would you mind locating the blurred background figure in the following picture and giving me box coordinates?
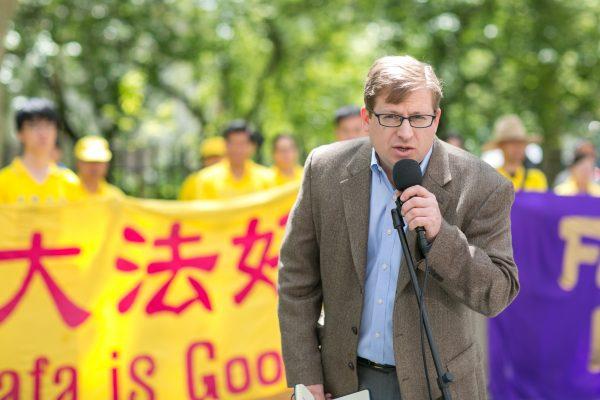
[334,105,366,141]
[199,136,226,168]
[73,135,123,199]
[0,98,79,205]
[179,136,226,200]
[554,139,599,186]
[444,131,465,149]
[554,152,600,197]
[485,114,548,192]
[270,133,302,185]
[179,120,273,200]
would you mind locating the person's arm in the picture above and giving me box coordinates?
[278,150,324,387]
[424,179,519,317]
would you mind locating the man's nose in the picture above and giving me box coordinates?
[395,120,414,139]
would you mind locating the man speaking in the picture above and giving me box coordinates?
[277,55,519,399]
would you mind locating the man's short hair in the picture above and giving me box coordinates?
[364,55,443,112]
[334,105,361,127]
[222,119,252,140]
[272,133,297,152]
[15,97,59,131]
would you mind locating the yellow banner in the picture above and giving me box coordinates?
[0,184,298,400]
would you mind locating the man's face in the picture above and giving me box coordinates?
[18,118,57,157]
[363,89,440,174]
[500,141,527,164]
[273,137,299,170]
[77,161,108,181]
[226,131,253,165]
[336,115,366,141]
[572,156,596,185]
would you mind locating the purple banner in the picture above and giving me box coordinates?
[489,193,600,399]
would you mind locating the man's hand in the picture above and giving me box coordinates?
[398,185,442,242]
[306,384,333,400]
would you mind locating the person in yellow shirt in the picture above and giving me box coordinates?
[485,114,548,192]
[179,120,273,200]
[0,98,79,205]
[179,137,227,200]
[72,136,124,200]
[270,134,303,185]
[555,153,600,197]
[199,136,226,168]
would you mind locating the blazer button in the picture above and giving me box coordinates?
[352,326,358,335]
[348,362,355,370]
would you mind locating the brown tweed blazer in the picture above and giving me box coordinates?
[278,137,519,399]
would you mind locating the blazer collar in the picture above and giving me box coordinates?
[340,139,372,288]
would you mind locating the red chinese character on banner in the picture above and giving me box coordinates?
[0,233,88,328]
[116,222,218,314]
[232,215,288,305]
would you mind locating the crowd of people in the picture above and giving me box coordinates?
[0,96,598,205]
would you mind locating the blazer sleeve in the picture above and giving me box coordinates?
[423,178,519,317]
[277,150,324,386]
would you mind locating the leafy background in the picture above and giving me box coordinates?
[1,0,599,198]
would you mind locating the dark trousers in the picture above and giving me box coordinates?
[357,361,401,399]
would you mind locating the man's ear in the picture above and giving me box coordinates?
[360,107,370,128]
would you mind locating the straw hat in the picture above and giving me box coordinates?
[74,136,112,162]
[483,114,541,151]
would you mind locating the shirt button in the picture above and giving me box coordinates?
[382,263,388,270]
[348,362,355,370]
[377,299,383,305]
[386,229,392,236]
[375,332,381,338]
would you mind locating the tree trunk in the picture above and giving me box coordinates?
[0,0,18,62]
[0,0,19,166]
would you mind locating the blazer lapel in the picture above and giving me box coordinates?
[396,138,452,295]
[341,140,372,290]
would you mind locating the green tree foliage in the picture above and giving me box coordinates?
[1,0,599,196]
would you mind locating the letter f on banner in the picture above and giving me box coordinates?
[558,217,600,291]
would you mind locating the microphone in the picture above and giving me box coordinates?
[392,159,429,256]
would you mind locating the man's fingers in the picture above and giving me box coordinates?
[401,196,430,215]
[399,185,431,202]
[403,206,430,222]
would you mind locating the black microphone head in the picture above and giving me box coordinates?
[392,159,422,191]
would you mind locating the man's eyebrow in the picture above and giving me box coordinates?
[378,109,432,115]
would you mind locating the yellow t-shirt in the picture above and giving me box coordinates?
[179,170,202,201]
[179,160,274,200]
[270,165,303,186]
[554,178,600,197]
[71,180,124,200]
[497,166,548,192]
[0,157,80,205]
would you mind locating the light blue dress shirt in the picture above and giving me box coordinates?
[357,146,433,365]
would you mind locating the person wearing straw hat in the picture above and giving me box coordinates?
[485,114,548,192]
[72,135,124,199]
[554,152,600,197]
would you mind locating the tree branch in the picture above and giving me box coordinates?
[244,18,283,122]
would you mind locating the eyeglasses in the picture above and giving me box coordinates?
[368,109,436,128]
